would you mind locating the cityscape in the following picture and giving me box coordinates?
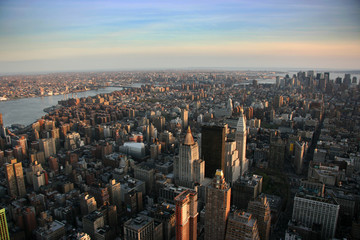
[1,1,360,240]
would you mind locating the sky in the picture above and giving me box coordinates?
[0,0,359,73]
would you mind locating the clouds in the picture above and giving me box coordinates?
[0,0,359,72]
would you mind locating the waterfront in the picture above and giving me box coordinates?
[0,87,123,127]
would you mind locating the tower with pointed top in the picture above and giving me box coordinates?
[236,109,248,176]
[205,170,231,240]
[174,127,204,187]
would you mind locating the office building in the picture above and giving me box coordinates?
[174,127,204,187]
[181,109,188,129]
[268,132,285,170]
[273,95,283,108]
[34,220,66,240]
[33,170,46,191]
[23,207,37,237]
[89,185,110,207]
[225,211,260,240]
[39,138,56,159]
[224,140,240,184]
[292,191,339,239]
[175,190,198,240]
[0,208,10,240]
[5,159,26,197]
[248,194,271,240]
[205,170,231,240]
[107,179,121,211]
[235,110,248,176]
[123,215,155,240]
[80,194,97,216]
[232,174,263,210]
[201,125,226,178]
[83,211,104,239]
[134,162,155,194]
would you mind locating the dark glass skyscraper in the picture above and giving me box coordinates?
[201,125,226,178]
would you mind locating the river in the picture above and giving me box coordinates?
[0,87,123,128]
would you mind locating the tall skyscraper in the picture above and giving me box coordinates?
[174,127,204,187]
[5,159,26,197]
[201,125,226,178]
[235,110,248,176]
[205,170,231,240]
[292,191,339,239]
[175,190,198,240]
[225,211,260,240]
[0,208,10,240]
[224,140,240,184]
[248,194,271,240]
[181,109,188,130]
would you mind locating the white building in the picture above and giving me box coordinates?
[174,127,204,188]
[292,191,339,239]
[235,110,248,176]
[224,140,240,184]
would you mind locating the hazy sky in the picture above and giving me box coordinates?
[0,0,359,73]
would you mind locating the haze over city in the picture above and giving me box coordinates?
[1,0,360,73]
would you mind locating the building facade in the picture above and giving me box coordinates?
[235,110,248,176]
[175,190,198,240]
[225,211,260,240]
[174,127,204,187]
[5,159,26,198]
[248,194,271,240]
[201,125,226,178]
[204,170,231,240]
[292,192,340,239]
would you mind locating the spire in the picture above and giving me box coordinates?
[236,110,246,133]
[184,126,195,145]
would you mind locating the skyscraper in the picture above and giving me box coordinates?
[174,127,204,187]
[201,125,226,178]
[5,159,26,197]
[225,211,260,240]
[248,194,271,240]
[235,110,248,176]
[205,170,231,240]
[175,190,198,240]
[0,208,10,240]
[224,140,240,184]
[268,132,285,170]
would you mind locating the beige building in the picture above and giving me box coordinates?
[174,127,204,188]
[5,159,26,197]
